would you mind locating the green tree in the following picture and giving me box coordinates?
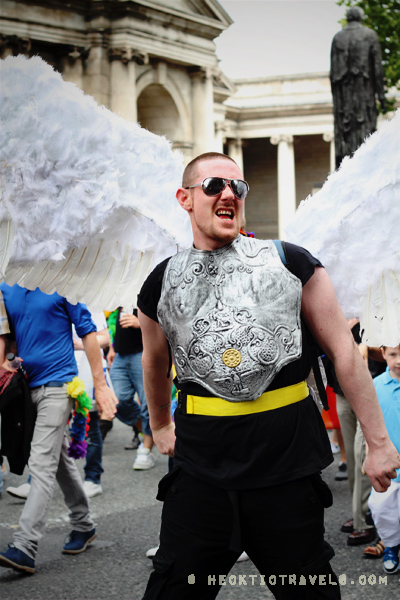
[338,0,400,109]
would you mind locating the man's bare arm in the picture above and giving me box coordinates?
[74,328,110,351]
[81,331,118,420]
[138,309,174,456]
[301,267,400,492]
[0,335,6,366]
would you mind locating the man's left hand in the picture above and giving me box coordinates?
[1,356,23,373]
[95,384,118,420]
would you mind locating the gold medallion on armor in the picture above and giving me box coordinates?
[222,348,242,368]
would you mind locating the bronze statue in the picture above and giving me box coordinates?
[330,7,386,169]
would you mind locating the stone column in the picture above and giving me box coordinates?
[109,48,135,122]
[60,47,88,89]
[227,138,244,174]
[190,67,215,156]
[109,48,148,122]
[84,26,110,107]
[323,132,336,174]
[213,122,226,154]
[0,46,13,59]
[270,135,296,240]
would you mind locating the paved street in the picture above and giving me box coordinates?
[1,420,398,599]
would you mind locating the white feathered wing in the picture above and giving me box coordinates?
[285,109,400,347]
[0,55,192,310]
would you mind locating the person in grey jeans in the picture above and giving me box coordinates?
[0,283,117,575]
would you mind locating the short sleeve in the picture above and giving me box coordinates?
[283,242,324,286]
[137,257,171,322]
[65,301,97,338]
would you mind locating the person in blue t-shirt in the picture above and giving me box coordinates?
[368,345,400,575]
[0,284,117,575]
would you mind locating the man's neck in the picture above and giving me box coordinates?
[192,235,239,252]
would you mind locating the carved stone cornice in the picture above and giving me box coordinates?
[212,69,226,88]
[131,49,149,66]
[109,47,130,64]
[108,48,149,65]
[270,134,294,145]
[87,29,110,50]
[189,66,213,82]
[215,121,229,134]
[0,34,31,56]
[172,141,194,151]
[66,46,90,64]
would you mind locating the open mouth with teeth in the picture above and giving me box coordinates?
[216,209,234,220]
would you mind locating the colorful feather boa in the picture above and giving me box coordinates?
[67,377,92,459]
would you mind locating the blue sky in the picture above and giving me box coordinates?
[216,0,347,78]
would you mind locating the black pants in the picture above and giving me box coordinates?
[143,469,341,600]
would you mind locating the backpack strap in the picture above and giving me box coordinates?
[273,239,287,265]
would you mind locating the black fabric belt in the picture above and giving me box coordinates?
[30,381,66,390]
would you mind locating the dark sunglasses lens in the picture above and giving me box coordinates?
[203,177,226,196]
[231,180,248,200]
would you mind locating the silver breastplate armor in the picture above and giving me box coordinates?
[157,236,302,402]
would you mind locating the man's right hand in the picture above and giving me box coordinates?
[362,438,400,493]
[95,383,118,420]
[107,345,116,367]
[153,422,176,457]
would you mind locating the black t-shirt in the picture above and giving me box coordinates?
[138,242,333,489]
[114,308,143,355]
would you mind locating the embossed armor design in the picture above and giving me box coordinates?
[157,236,302,402]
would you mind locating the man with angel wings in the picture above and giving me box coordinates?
[0,56,399,595]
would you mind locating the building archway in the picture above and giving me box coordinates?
[137,83,183,145]
[136,66,192,155]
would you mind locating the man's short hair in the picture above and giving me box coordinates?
[182,152,238,188]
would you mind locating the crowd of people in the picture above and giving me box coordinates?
[0,152,399,600]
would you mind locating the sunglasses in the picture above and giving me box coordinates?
[185,177,249,200]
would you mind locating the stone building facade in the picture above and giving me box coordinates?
[1,0,397,239]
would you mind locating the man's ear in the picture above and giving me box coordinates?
[176,187,193,212]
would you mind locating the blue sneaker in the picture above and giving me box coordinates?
[62,528,97,554]
[0,543,35,574]
[382,545,400,574]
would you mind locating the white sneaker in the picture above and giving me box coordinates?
[6,482,31,499]
[83,480,103,498]
[146,545,159,558]
[237,551,249,562]
[133,447,155,470]
[330,442,340,454]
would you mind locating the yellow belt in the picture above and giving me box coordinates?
[185,380,309,417]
